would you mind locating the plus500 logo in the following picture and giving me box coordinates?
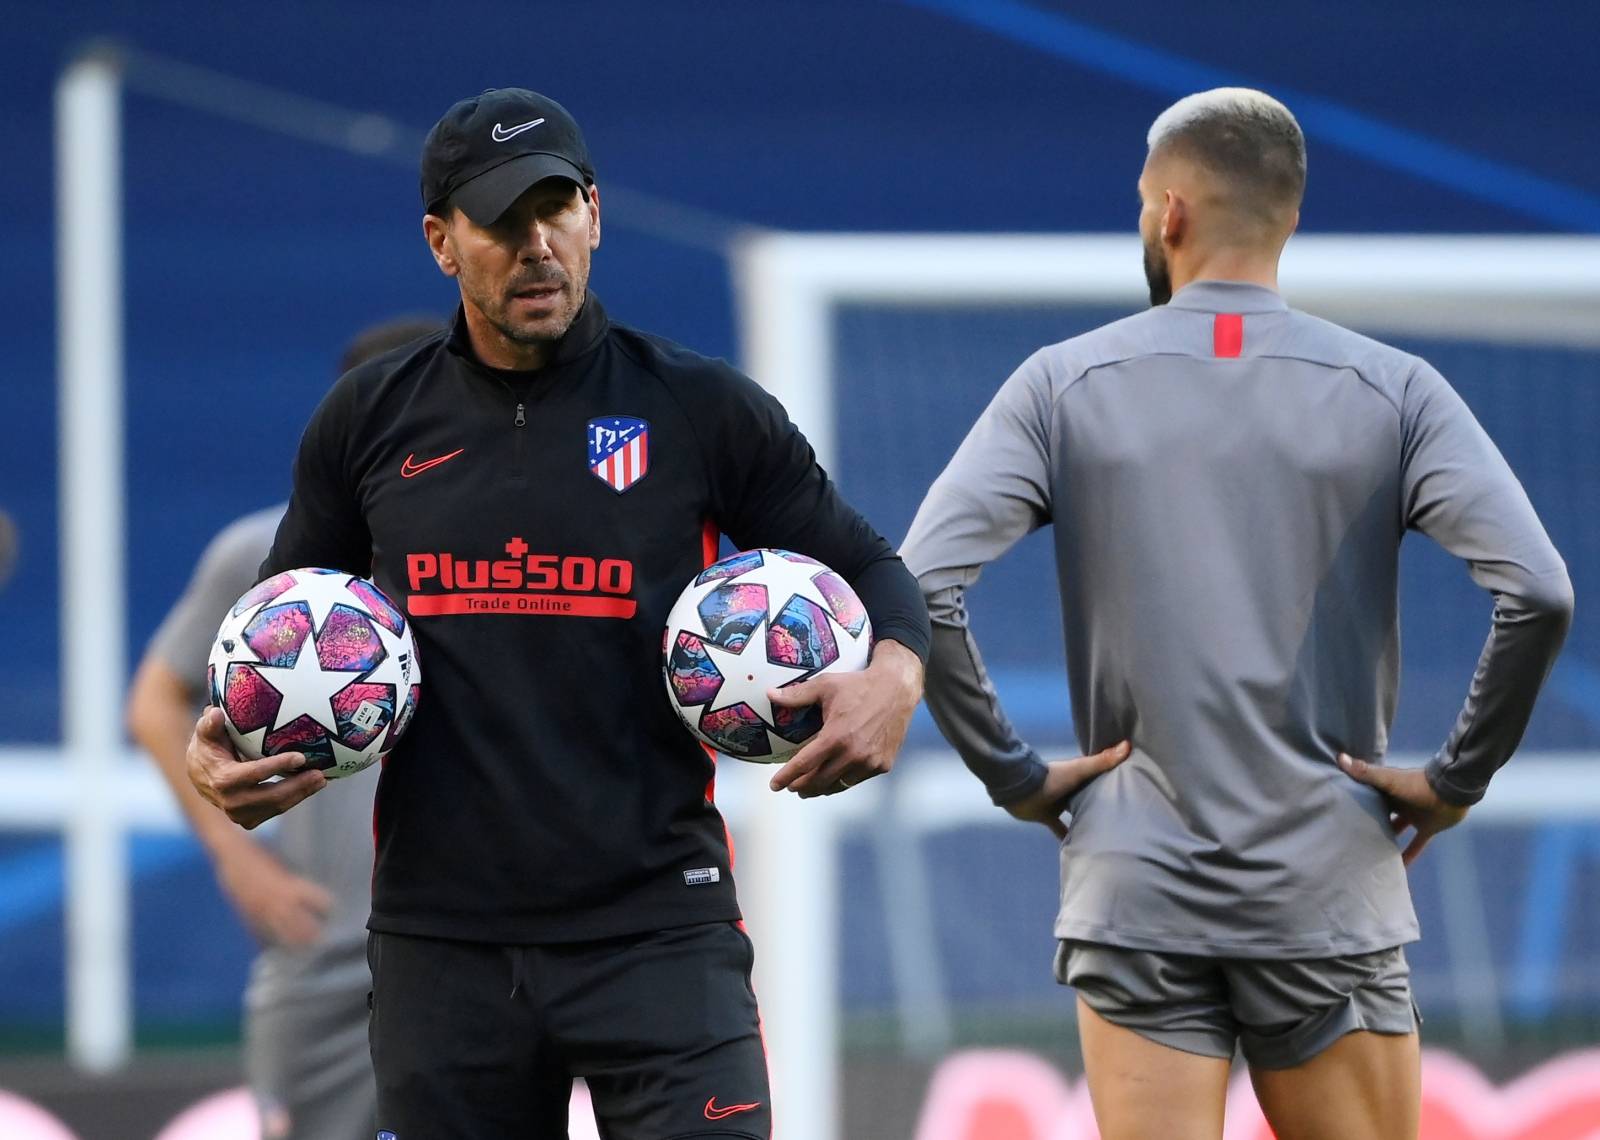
[407,539,633,595]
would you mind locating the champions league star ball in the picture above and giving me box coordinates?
[208,568,420,777]
[663,549,872,763]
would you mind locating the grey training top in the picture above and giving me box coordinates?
[900,280,1573,958]
[147,504,378,1004]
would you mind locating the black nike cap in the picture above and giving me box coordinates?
[420,88,596,225]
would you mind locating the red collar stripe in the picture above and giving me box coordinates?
[1213,313,1244,358]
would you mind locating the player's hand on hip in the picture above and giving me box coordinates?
[1007,740,1133,839]
[768,640,924,798]
[186,706,327,830]
[215,841,334,948]
[1338,752,1469,866]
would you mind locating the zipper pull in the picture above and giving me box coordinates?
[514,403,526,427]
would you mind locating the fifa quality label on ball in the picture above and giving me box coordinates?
[350,701,386,732]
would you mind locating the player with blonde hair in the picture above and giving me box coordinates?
[903,87,1572,1140]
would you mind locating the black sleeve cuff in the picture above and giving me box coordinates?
[853,556,932,664]
[988,755,1049,807]
[1425,754,1488,807]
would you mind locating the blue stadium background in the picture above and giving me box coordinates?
[2,0,1596,1047]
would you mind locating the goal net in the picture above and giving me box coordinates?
[730,233,1600,1139]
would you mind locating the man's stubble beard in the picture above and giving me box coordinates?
[493,288,582,346]
[467,268,584,347]
[1143,237,1172,307]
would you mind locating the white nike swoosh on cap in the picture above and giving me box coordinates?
[491,118,546,142]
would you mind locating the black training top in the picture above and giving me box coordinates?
[264,296,930,943]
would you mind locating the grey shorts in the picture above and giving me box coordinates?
[1057,940,1419,1070]
[245,984,376,1140]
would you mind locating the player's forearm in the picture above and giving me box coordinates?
[126,660,256,854]
[1426,566,1575,806]
[867,636,925,700]
[922,584,1048,805]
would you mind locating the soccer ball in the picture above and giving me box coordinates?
[208,568,420,778]
[662,549,872,763]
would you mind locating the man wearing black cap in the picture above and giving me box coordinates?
[185,88,931,1139]
[417,88,603,366]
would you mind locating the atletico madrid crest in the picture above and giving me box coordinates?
[587,415,650,493]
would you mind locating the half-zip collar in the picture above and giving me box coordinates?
[445,292,610,387]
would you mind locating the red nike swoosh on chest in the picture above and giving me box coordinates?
[704,1097,762,1121]
[400,449,465,478]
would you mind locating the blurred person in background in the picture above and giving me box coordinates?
[126,317,440,1140]
[902,88,1572,1140]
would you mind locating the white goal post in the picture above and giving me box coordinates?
[731,231,1600,1140]
[54,51,129,1077]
